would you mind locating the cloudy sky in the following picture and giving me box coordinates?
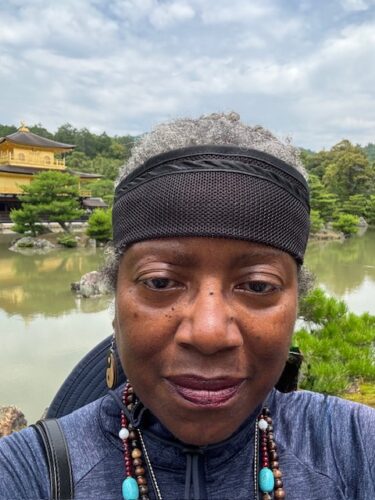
[1,0,375,150]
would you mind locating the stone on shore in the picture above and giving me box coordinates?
[0,406,27,437]
[71,270,111,298]
[9,236,55,254]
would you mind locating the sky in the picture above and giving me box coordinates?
[1,0,375,150]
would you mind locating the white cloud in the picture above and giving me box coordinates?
[149,2,195,28]
[340,0,374,11]
[1,0,375,149]
[199,0,274,24]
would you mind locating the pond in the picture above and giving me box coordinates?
[0,230,374,423]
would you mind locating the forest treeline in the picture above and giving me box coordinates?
[2,123,375,227]
[301,140,375,231]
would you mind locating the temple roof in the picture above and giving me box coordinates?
[0,125,75,150]
[0,165,101,179]
[82,197,108,208]
[67,169,102,179]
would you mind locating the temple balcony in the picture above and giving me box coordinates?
[79,189,92,197]
[0,151,65,169]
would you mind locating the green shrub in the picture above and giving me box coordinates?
[310,210,324,234]
[87,208,112,242]
[331,213,359,236]
[57,234,78,248]
[294,288,375,395]
[298,288,347,325]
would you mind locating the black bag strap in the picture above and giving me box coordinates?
[32,419,74,500]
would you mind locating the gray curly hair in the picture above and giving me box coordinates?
[117,112,306,182]
[103,112,311,294]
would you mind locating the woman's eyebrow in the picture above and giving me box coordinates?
[132,251,200,268]
[232,249,284,266]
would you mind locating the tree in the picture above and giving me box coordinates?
[54,123,78,145]
[88,179,114,207]
[300,149,332,179]
[309,174,339,222]
[331,213,359,237]
[29,123,54,139]
[310,210,324,233]
[323,143,375,200]
[10,171,84,234]
[366,196,375,226]
[86,208,112,242]
[341,194,369,219]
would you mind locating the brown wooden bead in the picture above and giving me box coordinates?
[267,441,276,450]
[262,493,272,500]
[269,451,278,461]
[271,461,279,469]
[140,496,149,500]
[135,466,145,476]
[133,458,143,466]
[268,433,274,441]
[127,403,134,411]
[137,476,147,485]
[139,485,149,494]
[268,425,274,432]
[131,448,142,459]
[275,478,283,488]
[273,469,282,479]
[129,431,137,440]
[274,488,286,499]
[127,394,134,403]
[266,417,272,424]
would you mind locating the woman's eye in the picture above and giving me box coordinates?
[142,278,177,290]
[238,281,279,294]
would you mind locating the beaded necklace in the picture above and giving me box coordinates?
[119,383,285,500]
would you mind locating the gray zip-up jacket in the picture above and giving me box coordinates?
[0,388,374,499]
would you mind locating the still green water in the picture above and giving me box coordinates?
[0,231,374,423]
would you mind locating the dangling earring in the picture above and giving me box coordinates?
[106,334,118,389]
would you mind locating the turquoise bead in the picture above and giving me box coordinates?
[122,477,139,500]
[259,467,275,493]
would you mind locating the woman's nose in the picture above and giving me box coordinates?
[174,286,243,355]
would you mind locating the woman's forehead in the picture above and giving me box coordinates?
[121,237,294,268]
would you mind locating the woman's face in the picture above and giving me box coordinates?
[114,237,298,446]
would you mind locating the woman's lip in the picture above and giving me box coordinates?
[165,376,245,407]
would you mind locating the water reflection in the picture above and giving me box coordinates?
[0,237,110,319]
[305,229,375,311]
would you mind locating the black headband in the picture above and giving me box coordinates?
[113,145,310,263]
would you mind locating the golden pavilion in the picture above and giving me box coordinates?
[0,123,104,221]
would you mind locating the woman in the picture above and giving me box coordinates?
[0,112,374,500]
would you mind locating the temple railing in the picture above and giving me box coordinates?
[0,152,65,168]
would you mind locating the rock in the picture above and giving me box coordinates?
[72,270,111,298]
[9,236,55,254]
[358,217,368,227]
[87,238,97,248]
[310,229,344,241]
[0,406,27,437]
